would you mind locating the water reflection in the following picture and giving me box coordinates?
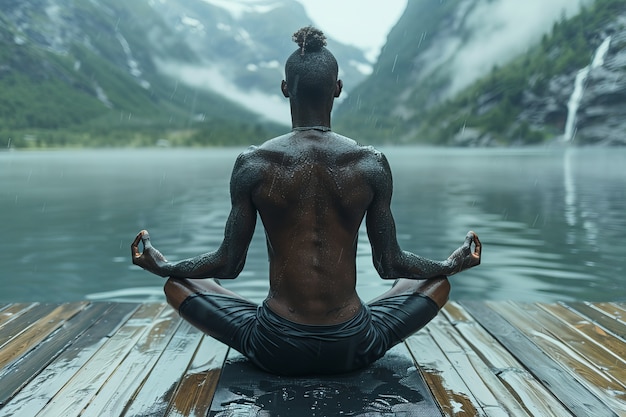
[384,146,625,302]
[564,147,577,231]
[207,348,438,416]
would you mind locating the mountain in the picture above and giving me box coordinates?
[5,0,624,148]
[147,0,371,124]
[334,0,626,146]
[0,0,370,148]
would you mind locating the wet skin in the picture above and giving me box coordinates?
[131,129,481,325]
[132,67,481,325]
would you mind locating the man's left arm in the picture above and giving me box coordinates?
[365,152,481,279]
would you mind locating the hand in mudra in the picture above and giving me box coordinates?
[447,231,481,275]
[131,230,170,277]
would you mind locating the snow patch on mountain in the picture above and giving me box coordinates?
[201,0,282,19]
[181,15,205,31]
[247,60,281,71]
[116,31,151,89]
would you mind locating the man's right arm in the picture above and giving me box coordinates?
[365,152,480,279]
[132,149,259,279]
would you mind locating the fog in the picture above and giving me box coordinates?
[442,0,594,96]
[157,59,291,124]
[158,0,596,123]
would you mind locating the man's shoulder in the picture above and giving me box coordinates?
[241,134,292,159]
[236,132,387,168]
[329,133,383,156]
[235,133,288,158]
[233,134,291,171]
[233,145,258,167]
[333,134,388,167]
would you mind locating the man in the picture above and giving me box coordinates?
[132,26,481,376]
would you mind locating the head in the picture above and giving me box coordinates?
[282,26,342,107]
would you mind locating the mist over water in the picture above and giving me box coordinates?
[1,147,624,303]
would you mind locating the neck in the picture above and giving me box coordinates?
[292,125,331,132]
[289,101,332,131]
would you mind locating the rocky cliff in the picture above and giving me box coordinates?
[334,0,626,146]
[517,14,626,146]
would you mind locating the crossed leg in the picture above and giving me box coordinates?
[367,276,450,309]
[164,278,251,311]
[163,275,449,375]
[165,276,450,313]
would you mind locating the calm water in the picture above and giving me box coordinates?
[1,147,624,303]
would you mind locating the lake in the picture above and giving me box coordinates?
[1,146,624,304]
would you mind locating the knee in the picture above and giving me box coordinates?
[164,278,192,311]
[419,276,450,310]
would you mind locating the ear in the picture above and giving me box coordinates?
[334,80,343,98]
[281,80,289,98]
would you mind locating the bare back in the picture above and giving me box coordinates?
[132,25,481,341]
[245,130,382,324]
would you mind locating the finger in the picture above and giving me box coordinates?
[131,232,143,258]
[472,249,481,264]
[140,230,153,248]
[132,231,142,247]
[472,233,482,255]
[464,232,473,247]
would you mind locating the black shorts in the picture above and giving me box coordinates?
[177,292,439,376]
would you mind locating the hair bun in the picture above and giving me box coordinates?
[292,26,327,54]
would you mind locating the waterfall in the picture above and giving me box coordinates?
[562,36,612,142]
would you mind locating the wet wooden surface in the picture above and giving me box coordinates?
[0,300,624,416]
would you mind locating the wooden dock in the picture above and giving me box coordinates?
[0,300,624,416]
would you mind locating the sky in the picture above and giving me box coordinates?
[202,0,408,60]
[193,0,592,123]
[295,0,407,61]
[183,0,408,124]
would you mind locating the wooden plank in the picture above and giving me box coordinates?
[538,303,626,382]
[0,302,113,407]
[165,336,229,417]
[1,300,621,416]
[589,302,626,328]
[0,302,87,371]
[1,303,139,417]
[566,302,626,340]
[492,301,626,414]
[429,309,531,416]
[80,307,183,417]
[607,302,626,318]
[0,304,36,328]
[460,301,619,417]
[442,302,573,416]
[122,321,205,417]
[0,304,58,348]
[405,325,484,416]
[208,343,442,416]
[34,302,166,417]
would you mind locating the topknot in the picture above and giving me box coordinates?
[292,26,327,55]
